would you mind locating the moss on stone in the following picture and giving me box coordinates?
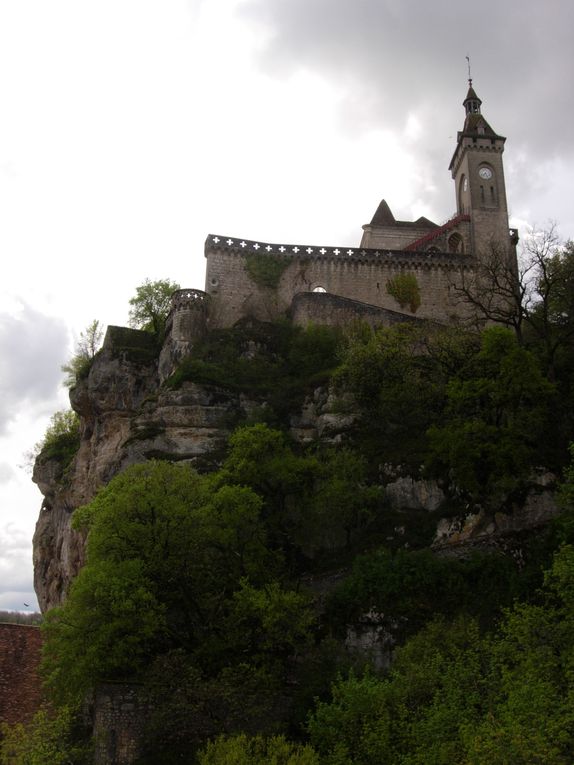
[245,254,289,289]
[386,273,421,313]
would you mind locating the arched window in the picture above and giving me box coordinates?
[448,233,464,254]
[312,285,327,293]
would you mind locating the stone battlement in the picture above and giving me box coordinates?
[205,234,471,271]
[170,288,210,311]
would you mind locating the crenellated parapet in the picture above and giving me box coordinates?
[159,289,211,382]
[204,234,470,271]
[170,288,210,312]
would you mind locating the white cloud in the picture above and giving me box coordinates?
[0,304,69,435]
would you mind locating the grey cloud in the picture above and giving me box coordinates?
[237,0,574,231]
[0,592,39,612]
[0,304,69,434]
[0,463,15,483]
[240,0,574,158]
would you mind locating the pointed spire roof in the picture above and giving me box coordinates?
[463,82,482,113]
[461,81,501,137]
[449,80,505,170]
[370,199,396,226]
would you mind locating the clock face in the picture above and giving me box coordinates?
[479,166,493,180]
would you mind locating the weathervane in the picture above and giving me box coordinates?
[466,55,472,87]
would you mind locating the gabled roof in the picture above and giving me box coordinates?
[369,200,437,229]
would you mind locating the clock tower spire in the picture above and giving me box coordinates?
[449,81,516,263]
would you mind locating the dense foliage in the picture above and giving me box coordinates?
[0,707,90,765]
[307,544,574,764]
[15,237,574,761]
[166,319,341,426]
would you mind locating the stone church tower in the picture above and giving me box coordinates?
[179,81,520,335]
[449,82,517,262]
[361,80,516,261]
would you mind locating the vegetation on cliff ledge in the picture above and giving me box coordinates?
[10,237,574,764]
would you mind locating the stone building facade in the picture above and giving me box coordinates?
[166,82,517,347]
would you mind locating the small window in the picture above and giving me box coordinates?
[312,286,327,293]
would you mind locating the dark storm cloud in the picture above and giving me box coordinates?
[240,0,574,158]
[0,305,68,434]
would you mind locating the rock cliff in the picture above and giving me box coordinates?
[32,323,563,613]
[32,326,355,611]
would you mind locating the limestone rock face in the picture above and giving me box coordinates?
[289,388,359,444]
[384,476,445,512]
[31,331,352,612]
[32,336,263,612]
[433,472,560,551]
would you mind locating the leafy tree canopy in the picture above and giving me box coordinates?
[198,733,320,765]
[427,326,555,506]
[128,278,180,339]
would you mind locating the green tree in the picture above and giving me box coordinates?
[305,448,380,551]
[42,559,166,705]
[220,424,319,566]
[427,326,555,506]
[198,733,320,765]
[225,580,315,675]
[61,319,103,388]
[42,459,312,705]
[310,545,574,765]
[335,323,449,466]
[128,278,180,339]
[0,706,90,765]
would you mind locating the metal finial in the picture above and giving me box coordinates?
[466,55,472,87]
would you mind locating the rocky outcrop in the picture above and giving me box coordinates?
[32,322,564,612]
[32,326,355,612]
[384,476,445,512]
[433,471,560,553]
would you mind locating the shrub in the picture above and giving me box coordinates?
[34,410,80,468]
[386,273,421,312]
[245,254,289,289]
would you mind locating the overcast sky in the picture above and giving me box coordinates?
[1,0,573,612]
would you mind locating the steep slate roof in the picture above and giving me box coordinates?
[462,112,499,137]
[370,199,395,226]
[464,85,481,104]
[369,199,437,229]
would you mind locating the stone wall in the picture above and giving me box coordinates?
[290,291,423,330]
[204,236,474,329]
[93,684,150,765]
[0,624,44,726]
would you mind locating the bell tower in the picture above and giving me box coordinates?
[449,81,516,262]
